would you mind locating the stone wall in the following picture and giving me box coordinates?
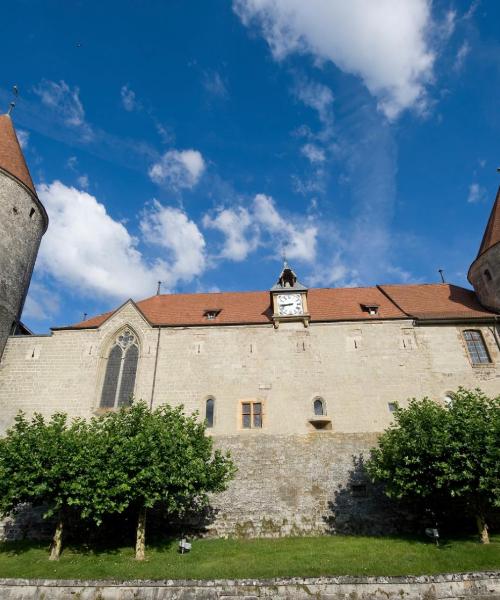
[0,302,499,537]
[0,573,498,599]
[208,433,403,537]
[1,304,499,437]
[469,243,500,313]
[0,172,46,359]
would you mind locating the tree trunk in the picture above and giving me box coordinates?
[49,516,64,561]
[135,506,147,560]
[476,514,490,544]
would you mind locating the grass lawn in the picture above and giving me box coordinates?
[0,535,498,580]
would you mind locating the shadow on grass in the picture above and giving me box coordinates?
[0,539,49,556]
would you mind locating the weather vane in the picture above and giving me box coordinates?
[7,85,18,115]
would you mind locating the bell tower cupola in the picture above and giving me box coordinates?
[270,262,310,328]
[0,113,48,359]
[468,186,500,313]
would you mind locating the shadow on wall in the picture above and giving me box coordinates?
[1,504,54,541]
[325,455,417,535]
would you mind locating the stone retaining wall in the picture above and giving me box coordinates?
[0,573,498,599]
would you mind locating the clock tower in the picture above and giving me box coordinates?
[270,262,310,328]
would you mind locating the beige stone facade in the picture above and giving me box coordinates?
[0,299,498,536]
[1,302,499,434]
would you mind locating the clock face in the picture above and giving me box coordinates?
[277,293,303,316]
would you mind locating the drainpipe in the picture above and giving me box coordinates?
[150,326,162,409]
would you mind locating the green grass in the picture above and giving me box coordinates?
[0,535,498,580]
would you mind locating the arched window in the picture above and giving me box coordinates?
[205,397,215,428]
[313,397,325,416]
[100,329,139,409]
[463,330,491,365]
[444,394,454,408]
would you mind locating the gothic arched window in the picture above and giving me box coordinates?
[100,329,139,409]
[313,397,325,416]
[205,397,215,428]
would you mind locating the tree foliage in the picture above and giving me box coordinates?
[85,402,236,559]
[0,412,91,559]
[366,388,500,543]
[0,402,236,560]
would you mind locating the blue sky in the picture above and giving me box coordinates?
[1,0,499,331]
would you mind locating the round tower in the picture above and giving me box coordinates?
[467,187,500,313]
[0,114,48,359]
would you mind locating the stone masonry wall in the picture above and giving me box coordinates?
[0,302,499,537]
[0,172,46,358]
[208,432,401,537]
[469,243,500,313]
[0,573,498,599]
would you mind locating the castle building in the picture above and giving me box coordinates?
[0,115,499,536]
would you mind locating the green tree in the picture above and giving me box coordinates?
[0,412,90,560]
[86,402,236,560]
[366,388,500,543]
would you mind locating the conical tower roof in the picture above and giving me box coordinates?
[0,114,36,196]
[475,186,500,258]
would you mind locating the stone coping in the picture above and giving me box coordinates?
[0,571,498,587]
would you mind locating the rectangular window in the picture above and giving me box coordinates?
[241,401,263,429]
[463,330,491,365]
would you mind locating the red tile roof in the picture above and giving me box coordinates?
[378,283,494,320]
[61,283,496,330]
[0,114,36,195]
[475,187,500,258]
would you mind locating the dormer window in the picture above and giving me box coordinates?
[361,303,379,316]
[204,309,221,320]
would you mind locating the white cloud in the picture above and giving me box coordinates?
[66,156,78,171]
[234,0,438,119]
[120,84,140,111]
[203,70,229,99]
[66,156,89,189]
[23,282,60,321]
[301,143,325,163]
[204,193,317,263]
[148,149,206,190]
[33,80,92,138]
[17,129,29,149]
[77,174,89,189]
[36,181,207,300]
[253,193,317,262]
[294,78,334,131]
[203,207,258,261]
[467,183,487,204]
[140,201,206,284]
[454,41,470,72]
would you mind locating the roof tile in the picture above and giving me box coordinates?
[0,114,36,195]
[475,187,500,258]
[63,282,495,330]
